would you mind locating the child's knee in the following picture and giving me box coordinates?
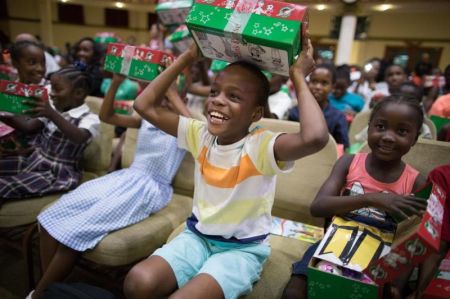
[123,264,157,299]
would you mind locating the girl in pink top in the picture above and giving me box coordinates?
[283,95,428,299]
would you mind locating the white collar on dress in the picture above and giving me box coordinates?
[62,103,90,118]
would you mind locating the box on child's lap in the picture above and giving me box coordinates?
[308,182,446,299]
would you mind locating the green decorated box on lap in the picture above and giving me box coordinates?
[104,43,173,82]
[156,0,193,25]
[186,0,308,76]
[0,80,48,115]
[307,182,446,299]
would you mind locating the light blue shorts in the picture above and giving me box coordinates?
[152,229,271,299]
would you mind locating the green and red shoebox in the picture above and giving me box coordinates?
[167,24,192,53]
[308,183,446,299]
[424,250,450,299]
[156,0,193,25]
[94,32,121,44]
[113,100,134,115]
[186,0,308,76]
[104,43,173,82]
[0,80,48,115]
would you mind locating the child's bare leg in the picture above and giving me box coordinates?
[33,244,80,299]
[39,227,59,271]
[169,273,223,299]
[282,275,307,299]
[124,256,178,299]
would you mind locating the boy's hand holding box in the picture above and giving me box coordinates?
[104,43,174,82]
[186,0,308,76]
[0,80,48,115]
[156,0,193,25]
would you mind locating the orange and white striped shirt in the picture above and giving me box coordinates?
[177,116,294,243]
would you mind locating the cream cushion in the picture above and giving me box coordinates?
[80,128,195,266]
[83,194,192,266]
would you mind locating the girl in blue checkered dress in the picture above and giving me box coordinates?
[32,73,190,299]
[0,66,99,203]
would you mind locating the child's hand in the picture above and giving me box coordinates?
[290,33,315,77]
[112,73,126,85]
[373,193,427,219]
[186,42,201,61]
[22,97,55,119]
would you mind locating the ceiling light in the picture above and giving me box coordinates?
[376,4,393,11]
[316,4,327,11]
[60,0,69,2]
[115,2,125,8]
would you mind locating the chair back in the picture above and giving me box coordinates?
[252,118,338,227]
[348,111,371,145]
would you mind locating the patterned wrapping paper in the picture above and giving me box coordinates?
[423,250,450,299]
[113,100,134,115]
[0,80,48,115]
[364,183,445,285]
[156,0,193,25]
[104,43,174,82]
[167,24,193,52]
[270,216,323,244]
[186,0,308,76]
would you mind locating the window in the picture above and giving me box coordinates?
[58,3,84,24]
[0,0,8,19]
[105,8,129,28]
[148,12,158,29]
[384,46,443,73]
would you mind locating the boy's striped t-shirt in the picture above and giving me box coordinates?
[177,116,294,243]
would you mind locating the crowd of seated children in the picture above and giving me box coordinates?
[0,23,448,299]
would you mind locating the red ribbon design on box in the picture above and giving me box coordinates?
[0,80,48,100]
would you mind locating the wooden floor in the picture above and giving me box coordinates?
[0,244,124,299]
[0,245,27,299]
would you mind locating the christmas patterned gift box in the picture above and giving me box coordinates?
[0,80,48,115]
[114,100,134,115]
[156,0,193,25]
[104,43,173,82]
[364,182,445,285]
[94,32,122,44]
[167,24,192,53]
[186,0,308,76]
[424,250,450,299]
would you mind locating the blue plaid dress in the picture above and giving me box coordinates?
[38,120,186,251]
[0,112,92,203]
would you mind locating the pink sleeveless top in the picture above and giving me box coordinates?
[342,153,419,228]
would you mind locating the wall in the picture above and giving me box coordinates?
[4,0,150,49]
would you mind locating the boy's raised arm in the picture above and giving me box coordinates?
[133,44,199,137]
[274,38,329,161]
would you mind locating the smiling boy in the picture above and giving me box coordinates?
[124,39,328,299]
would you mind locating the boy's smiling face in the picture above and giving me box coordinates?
[206,65,263,145]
